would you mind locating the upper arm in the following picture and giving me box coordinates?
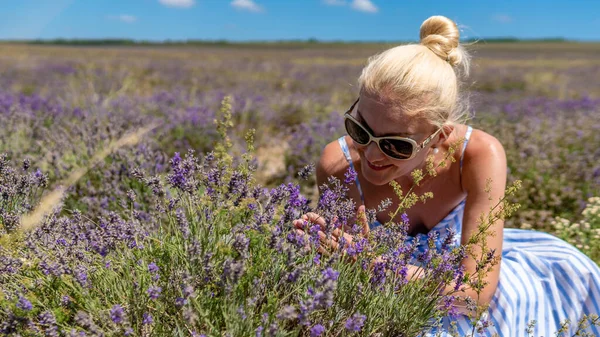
[316,138,363,211]
[459,131,507,304]
[316,140,345,191]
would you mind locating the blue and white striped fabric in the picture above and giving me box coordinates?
[426,225,600,336]
[337,127,600,336]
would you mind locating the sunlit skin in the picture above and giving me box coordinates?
[352,92,447,187]
[294,90,508,314]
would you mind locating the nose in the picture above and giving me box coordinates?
[362,141,387,164]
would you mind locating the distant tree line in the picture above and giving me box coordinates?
[0,37,573,47]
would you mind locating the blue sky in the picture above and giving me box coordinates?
[1,0,599,41]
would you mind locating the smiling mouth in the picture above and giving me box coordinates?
[366,160,393,171]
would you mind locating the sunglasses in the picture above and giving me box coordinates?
[343,98,442,160]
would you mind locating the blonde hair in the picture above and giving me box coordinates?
[358,15,472,128]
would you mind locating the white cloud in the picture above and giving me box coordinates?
[323,0,346,5]
[351,0,378,13]
[107,14,137,23]
[158,0,195,8]
[231,0,263,13]
[492,14,513,23]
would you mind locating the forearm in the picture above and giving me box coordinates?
[368,254,425,281]
[440,279,493,316]
[367,254,492,317]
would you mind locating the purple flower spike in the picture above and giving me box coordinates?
[344,166,357,185]
[175,297,187,308]
[344,312,366,332]
[142,313,153,325]
[147,285,162,300]
[17,296,33,311]
[110,304,124,324]
[310,324,325,337]
[171,152,182,166]
[322,268,339,282]
[148,262,159,274]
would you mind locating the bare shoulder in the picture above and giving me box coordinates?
[464,129,506,163]
[316,138,351,187]
[461,128,508,191]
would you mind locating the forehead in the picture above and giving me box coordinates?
[355,93,432,137]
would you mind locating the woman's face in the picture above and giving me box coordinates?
[352,92,441,186]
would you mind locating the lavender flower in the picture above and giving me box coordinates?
[298,163,315,180]
[142,313,153,325]
[344,312,366,332]
[110,304,125,324]
[277,305,298,320]
[175,297,187,308]
[310,324,325,337]
[439,296,459,318]
[183,306,198,325]
[60,296,71,306]
[16,296,32,311]
[176,208,190,238]
[183,284,194,298]
[147,285,162,300]
[237,305,247,320]
[344,166,357,185]
[321,267,339,283]
[313,253,321,266]
[148,262,159,274]
[234,233,250,259]
[38,311,59,337]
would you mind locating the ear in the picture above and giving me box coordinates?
[435,124,454,145]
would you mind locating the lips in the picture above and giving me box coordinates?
[366,160,393,171]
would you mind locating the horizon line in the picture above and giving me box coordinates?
[1,36,598,45]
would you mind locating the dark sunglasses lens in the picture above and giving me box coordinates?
[345,119,370,145]
[379,139,413,159]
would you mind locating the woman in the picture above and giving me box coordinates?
[293,15,600,336]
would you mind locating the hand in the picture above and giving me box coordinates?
[293,205,370,261]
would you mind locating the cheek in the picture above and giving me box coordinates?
[355,145,368,159]
[388,155,426,174]
[356,145,423,175]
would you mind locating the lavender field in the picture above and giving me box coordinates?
[1,42,600,336]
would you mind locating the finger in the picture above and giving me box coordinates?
[342,223,354,233]
[297,229,309,243]
[330,216,351,235]
[304,212,327,226]
[294,229,314,252]
[331,216,339,228]
[317,245,331,257]
[318,231,338,251]
[341,233,354,249]
[332,230,353,250]
[293,219,306,229]
[295,229,311,244]
[356,205,369,235]
[331,227,342,239]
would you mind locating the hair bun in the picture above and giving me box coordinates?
[419,15,461,66]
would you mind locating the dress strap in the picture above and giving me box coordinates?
[459,126,473,176]
[337,136,365,204]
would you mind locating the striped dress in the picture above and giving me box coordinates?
[337,127,600,336]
